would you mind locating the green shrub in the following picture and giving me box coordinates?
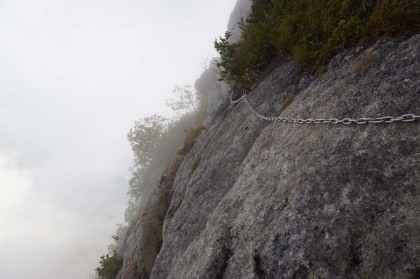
[95,251,122,279]
[214,0,420,88]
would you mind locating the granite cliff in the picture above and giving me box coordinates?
[117,33,419,279]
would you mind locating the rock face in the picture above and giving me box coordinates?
[194,0,252,127]
[227,0,252,43]
[146,35,420,278]
[194,59,231,127]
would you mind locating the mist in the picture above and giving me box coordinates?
[0,0,237,278]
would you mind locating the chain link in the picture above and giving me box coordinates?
[230,90,420,124]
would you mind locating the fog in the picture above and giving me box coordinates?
[0,0,237,278]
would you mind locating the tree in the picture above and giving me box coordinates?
[166,85,200,114]
[127,170,144,202]
[214,32,238,83]
[127,114,168,168]
[125,115,169,222]
[125,197,140,222]
[124,85,206,224]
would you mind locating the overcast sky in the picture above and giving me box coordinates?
[0,0,238,278]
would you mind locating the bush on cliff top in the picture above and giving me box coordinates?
[215,0,420,88]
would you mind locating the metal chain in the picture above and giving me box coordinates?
[230,90,420,125]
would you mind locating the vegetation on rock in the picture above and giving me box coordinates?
[95,251,122,279]
[214,0,420,88]
[94,84,206,277]
[125,86,205,223]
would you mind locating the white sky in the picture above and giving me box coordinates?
[0,0,238,278]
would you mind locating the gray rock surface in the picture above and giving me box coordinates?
[227,0,252,43]
[149,35,420,278]
[194,59,231,127]
[194,0,252,126]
